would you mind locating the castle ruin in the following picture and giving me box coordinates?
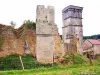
[62,5,83,53]
[36,5,63,63]
[0,5,84,63]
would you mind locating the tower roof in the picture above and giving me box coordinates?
[62,5,83,13]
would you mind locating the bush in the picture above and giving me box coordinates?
[23,20,36,30]
[62,53,74,64]
[74,54,87,64]
[0,54,57,70]
[62,53,88,65]
[0,55,22,70]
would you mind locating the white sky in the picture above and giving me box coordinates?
[0,0,100,36]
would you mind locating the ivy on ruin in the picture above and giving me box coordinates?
[0,26,5,51]
[0,35,5,51]
[13,20,36,39]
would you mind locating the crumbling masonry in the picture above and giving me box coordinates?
[0,5,83,63]
[36,5,63,63]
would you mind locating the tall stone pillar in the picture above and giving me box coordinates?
[62,5,83,53]
[36,5,54,63]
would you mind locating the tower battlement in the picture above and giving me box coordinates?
[37,5,45,10]
[47,6,54,9]
[36,5,54,23]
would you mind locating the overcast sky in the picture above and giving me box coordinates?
[0,0,100,36]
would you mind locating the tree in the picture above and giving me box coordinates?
[23,20,36,30]
[10,21,16,28]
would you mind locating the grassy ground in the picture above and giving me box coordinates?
[0,64,100,75]
[0,54,100,75]
[0,55,53,70]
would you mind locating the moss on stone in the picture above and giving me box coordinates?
[0,35,5,51]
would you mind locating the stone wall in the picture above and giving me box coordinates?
[36,5,64,63]
[21,29,36,57]
[36,36,53,63]
[0,25,24,57]
[52,24,64,62]
[0,22,63,62]
[53,35,64,62]
[0,24,36,57]
[0,5,65,63]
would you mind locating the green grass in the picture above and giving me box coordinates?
[0,64,100,75]
[0,55,53,70]
[0,54,100,75]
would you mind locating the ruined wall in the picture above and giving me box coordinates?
[0,22,63,61]
[0,24,36,57]
[52,24,64,62]
[0,5,64,62]
[21,29,36,57]
[0,25,24,57]
[53,35,64,62]
[36,5,64,63]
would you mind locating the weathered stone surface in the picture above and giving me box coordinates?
[21,29,36,57]
[36,5,55,63]
[53,35,64,62]
[63,18,82,27]
[36,5,54,23]
[36,36,53,63]
[0,24,36,57]
[62,5,83,53]
[36,5,64,63]
[36,23,53,35]
[62,5,83,19]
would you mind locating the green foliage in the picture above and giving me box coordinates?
[62,53,88,65]
[23,20,36,30]
[63,53,74,64]
[0,55,22,70]
[0,35,5,50]
[10,21,16,28]
[0,55,56,70]
[74,54,87,64]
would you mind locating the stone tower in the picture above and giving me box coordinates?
[62,5,83,53]
[36,5,55,63]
